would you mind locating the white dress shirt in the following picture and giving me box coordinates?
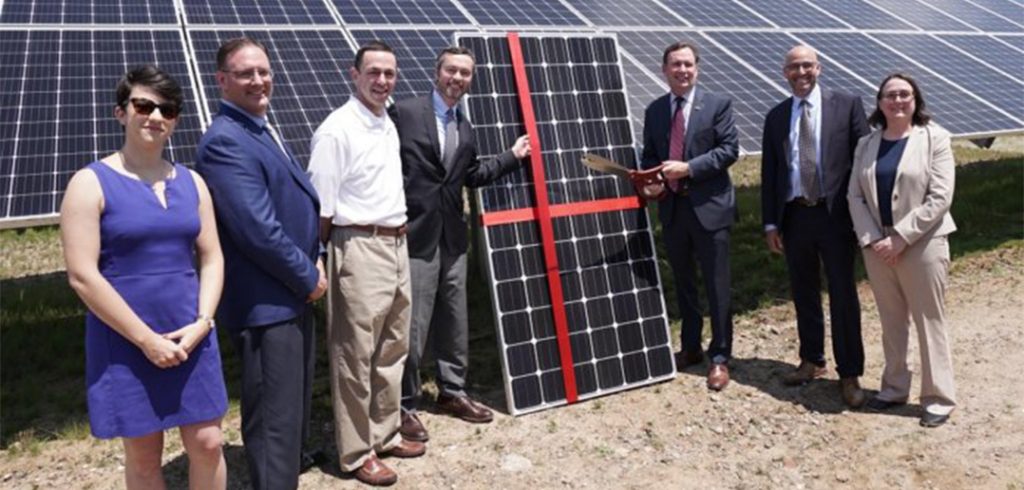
[308,96,406,227]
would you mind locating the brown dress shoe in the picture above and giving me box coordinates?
[383,439,426,459]
[674,350,704,370]
[782,361,827,386]
[353,455,397,487]
[400,411,429,442]
[436,394,493,423]
[707,363,730,391]
[840,377,866,408]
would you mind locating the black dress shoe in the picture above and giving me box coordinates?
[300,449,327,473]
[920,412,950,428]
[674,350,704,371]
[865,397,907,411]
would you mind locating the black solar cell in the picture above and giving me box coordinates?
[0,0,178,24]
[332,0,471,25]
[181,0,335,25]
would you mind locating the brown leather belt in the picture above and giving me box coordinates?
[790,197,825,207]
[340,223,407,237]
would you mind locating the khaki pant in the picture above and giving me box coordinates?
[327,227,411,471]
[863,233,956,416]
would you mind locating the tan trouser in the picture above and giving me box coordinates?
[327,227,411,472]
[863,233,956,416]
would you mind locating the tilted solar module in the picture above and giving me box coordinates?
[807,0,916,30]
[938,34,1024,80]
[562,0,681,27]
[657,0,771,27]
[863,0,979,31]
[331,0,472,25]
[869,33,1024,124]
[968,0,1024,26]
[799,31,1023,135]
[181,0,336,25]
[456,32,674,414]
[737,0,848,28]
[188,29,355,166]
[617,53,667,144]
[456,0,586,26]
[923,0,1023,32]
[995,34,1024,51]
[0,29,202,225]
[0,0,178,24]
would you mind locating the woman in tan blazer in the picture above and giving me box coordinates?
[847,73,957,428]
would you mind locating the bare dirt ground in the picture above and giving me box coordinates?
[3,244,1022,489]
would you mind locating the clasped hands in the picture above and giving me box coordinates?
[871,234,907,266]
[143,318,214,368]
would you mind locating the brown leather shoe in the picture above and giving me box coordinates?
[840,377,866,408]
[707,363,729,391]
[382,439,426,459]
[353,455,397,487]
[400,411,429,442]
[436,394,493,423]
[674,350,704,371]
[782,361,827,386]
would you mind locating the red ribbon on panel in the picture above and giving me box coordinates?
[488,33,645,404]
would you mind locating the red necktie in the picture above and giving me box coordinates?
[668,97,686,192]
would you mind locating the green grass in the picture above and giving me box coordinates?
[1,153,1021,448]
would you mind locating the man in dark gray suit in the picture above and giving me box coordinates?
[760,45,869,407]
[640,41,739,391]
[390,46,530,441]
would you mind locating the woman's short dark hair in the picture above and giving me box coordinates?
[115,64,183,113]
[868,72,932,129]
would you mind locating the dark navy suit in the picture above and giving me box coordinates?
[641,87,739,361]
[760,89,868,377]
[196,103,320,489]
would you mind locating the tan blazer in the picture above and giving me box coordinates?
[847,123,957,248]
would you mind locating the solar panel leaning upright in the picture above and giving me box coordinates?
[456,32,675,415]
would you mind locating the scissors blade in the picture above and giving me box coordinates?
[580,153,631,178]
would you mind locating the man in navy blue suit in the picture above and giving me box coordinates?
[640,41,739,391]
[196,37,326,490]
[761,45,868,407]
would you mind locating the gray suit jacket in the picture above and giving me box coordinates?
[641,86,739,231]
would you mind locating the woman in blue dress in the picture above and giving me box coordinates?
[60,65,228,489]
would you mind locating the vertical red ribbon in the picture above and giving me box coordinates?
[506,32,578,403]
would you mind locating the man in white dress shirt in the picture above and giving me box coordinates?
[307,40,423,487]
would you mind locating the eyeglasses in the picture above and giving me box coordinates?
[882,91,914,102]
[127,97,180,119]
[221,68,273,82]
[784,61,818,72]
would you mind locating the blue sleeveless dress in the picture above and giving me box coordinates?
[84,161,227,439]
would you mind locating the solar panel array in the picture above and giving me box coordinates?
[2,0,1022,226]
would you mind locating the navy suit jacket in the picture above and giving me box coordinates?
[195,104,321,328]
[760,89,869,231]
[641,87,740,231]
[390,94,519,260]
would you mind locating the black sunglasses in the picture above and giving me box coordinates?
[127,97,181,119]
